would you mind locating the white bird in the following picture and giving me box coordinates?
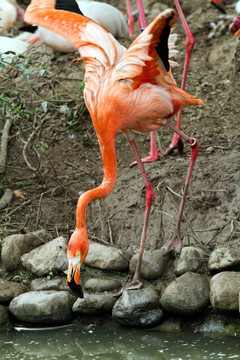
[236,0,240,14]
[77,0,129,39]
[0,0,25,35]
[0,36,29,64]
[22,0,129,52]
[0,0,17,35]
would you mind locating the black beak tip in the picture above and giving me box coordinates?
[68,280,84,298]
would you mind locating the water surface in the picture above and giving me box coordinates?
[1,322,240,360]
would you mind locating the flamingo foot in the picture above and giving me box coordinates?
[164,135,184,156]
[161,232,182,256]
[115,279,143,297]
[130,151,162,167]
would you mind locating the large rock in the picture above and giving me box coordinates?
[112,288,163,327]
[129,249,170,279]
[0,279,28,304]
[175,246,209,276]
[9,290,76,324]
[73,293,117,314]
[161,272,209,315]
[208,246,240,272]
[84,242,130,271]
[210,271,240,311]
[84,278,121,292]
[1,230,48,272]
[30,277,70,292]
[0,305,12,328]
[21,236,68,277]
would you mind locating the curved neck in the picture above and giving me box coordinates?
[76,136,117,229]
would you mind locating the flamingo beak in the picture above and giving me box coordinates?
[67,257,84,298]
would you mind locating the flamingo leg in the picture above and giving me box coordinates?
[118,131,155,294]
[164,0,195,155]
[161,120,199,255]
[125,0,135,37]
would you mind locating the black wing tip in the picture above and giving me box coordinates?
[68,280,84,298]
[55,0,83,16]
[19,24,38,32]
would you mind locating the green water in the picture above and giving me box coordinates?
[1,322,240,360]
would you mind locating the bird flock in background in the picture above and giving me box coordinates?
[0,0,239,298]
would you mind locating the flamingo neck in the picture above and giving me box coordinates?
[76,136,117,230]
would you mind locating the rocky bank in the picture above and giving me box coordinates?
[0,230,240,335]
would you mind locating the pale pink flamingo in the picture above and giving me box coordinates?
[25,0,203,297]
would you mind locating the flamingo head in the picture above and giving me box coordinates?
[67,228,89,298]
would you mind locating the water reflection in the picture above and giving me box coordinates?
[1,321,240,360]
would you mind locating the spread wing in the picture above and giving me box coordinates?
[24,0,126,69]
[113,9,178,87]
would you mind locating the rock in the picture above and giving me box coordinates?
[84,242,130,271]
[30,277,70,292]
[160,272,209,315]
[195,315,240,337]
[112,287,163,327]
[0,279,28,304]
[9,290,76,324]
[208,246,240,272]
[175,246,209,276]
[0,305,12,328]
[21,236,68,277]
[73,293,116,314]
[129,249,170,279]
[1,230,48,272]
[210,271,240,311]
[84,278,121,292]
[152,318,182,332]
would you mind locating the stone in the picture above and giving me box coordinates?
[84,278,121,292]
[210,271,240,311]
[195,315,240,337]
[153,318,182,332]
[0,278,28,304]
[0,305,12,328]
[112,287,163,327]
[129,249,170,279]
[175,246,209,276]
[1,230,48,272]
[84,241,130,271]
[160,272,209,315]
[9,290,76,324]
[30,277,70,292]
[21,236,68,277]
[208,246,240,272]
[72,293,117,314]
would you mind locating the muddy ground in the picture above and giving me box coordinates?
[0,0,239,283]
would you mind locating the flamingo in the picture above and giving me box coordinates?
[124,0,196,163]
[25,0,203,298]
[0,36,30,64]
[0,0,25,35]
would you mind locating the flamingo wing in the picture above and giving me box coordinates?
[24,0,126,69]
[114,9,178,87]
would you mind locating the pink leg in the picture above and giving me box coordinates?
[118,131,155,294]
[17,4,25,22]
[27,34,42,44]
[125,0,135,37]
[164,0,195,155]
[161,120,199,254]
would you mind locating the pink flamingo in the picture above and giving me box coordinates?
[25,0,203,296]
[125,0,195,162]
